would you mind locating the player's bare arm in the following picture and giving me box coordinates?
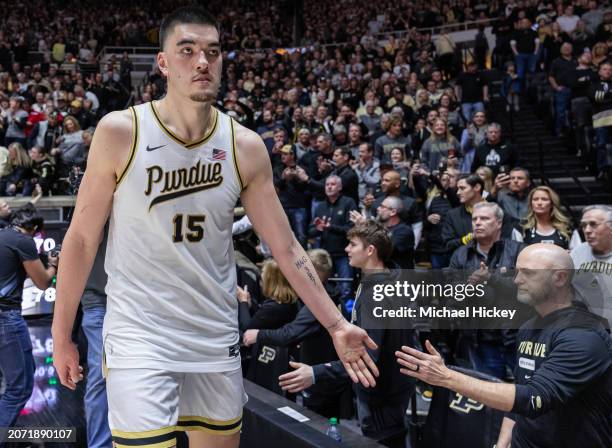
[51,109,134,389]
[235,121,379,387]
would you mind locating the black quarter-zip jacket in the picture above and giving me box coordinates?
[509,303,611,448]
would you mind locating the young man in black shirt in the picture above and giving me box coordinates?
[280,221,417,443]
[455,61,489,122]
[0,206,58,428]
[397,244,611,448]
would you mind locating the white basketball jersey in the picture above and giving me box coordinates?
[103,102,244,372]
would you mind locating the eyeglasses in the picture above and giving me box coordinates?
[579,221,608,230]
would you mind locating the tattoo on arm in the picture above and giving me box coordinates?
[295,255,317,286]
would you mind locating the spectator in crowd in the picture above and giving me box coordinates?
[377,196,415,269]
[556,4,581,34]
[454,61,488,121]
[243,249,349,419]
[389,147,411,184]
[443,173,507,255]
[570,204,612,325]
[510,18,540,94]
[50,115,86,176]
[352,142,380,204]
[237,259,299,332]
[257,109,284,154]
[398,244,611,448]
[490,167,532,227]
[28,146,55,196]
[27,109,62,152]
[420,118,460,172]
[281,221,416,444]
[548,42,577,137]
[590,61,612,181]
[0,142,32,196]
[345,123,363,160]
[308,175,357,300]
[471,123,518,174]
[293,128,312,161]
[374,113,412,164]
[369,170,423,249]
[448,202,525,378]
[501,62,521,112]
[571,52,597,160]
[518,185,580,249]
[476,166,495,197]
[4,96,28,147]
[359,100,382,139]
[273,145,310,248]
[460,111,488,174]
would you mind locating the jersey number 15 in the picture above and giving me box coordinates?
[172,214,206,243]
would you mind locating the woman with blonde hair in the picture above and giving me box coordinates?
[237,259,299,331]
[518,185,581,249]
[591,42,608,66]
[50,115,86,174]
[475,166,494,197]
[0,142,33,195]
[420,118,459,172]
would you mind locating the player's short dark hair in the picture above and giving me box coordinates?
[334,147,352,158]
[457,173,484,193]
[159,6,220,50]
[347,221,393,265]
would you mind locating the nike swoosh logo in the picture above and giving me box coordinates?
[146,144,167,152]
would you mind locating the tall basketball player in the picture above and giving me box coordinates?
[51,6,379,448]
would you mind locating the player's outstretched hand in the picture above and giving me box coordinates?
[53,340,83,390]
[329,319,379,387]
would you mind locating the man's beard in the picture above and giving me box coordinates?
[189,91,216,102]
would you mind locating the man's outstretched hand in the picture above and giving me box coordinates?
[329,319,379,387]
[395,340,451,387]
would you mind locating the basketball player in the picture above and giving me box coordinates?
[51,6,378,448]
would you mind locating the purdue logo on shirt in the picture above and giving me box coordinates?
[144,160,224,209]
[449,394,484,414]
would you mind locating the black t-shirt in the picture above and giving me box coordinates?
[456,72,485,103]
[511,29,539,54]
[549,57,578,88]
[0,227,39,311]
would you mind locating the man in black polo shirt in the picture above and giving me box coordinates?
[455,61,489,121]
[510,18,541,94]
[549,42,578,137]
[397,244,611,448]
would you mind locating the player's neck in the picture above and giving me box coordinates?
[155,94,215,142]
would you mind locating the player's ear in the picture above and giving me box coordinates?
[157,52,169,77]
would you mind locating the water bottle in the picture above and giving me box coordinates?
[326,417,342,442]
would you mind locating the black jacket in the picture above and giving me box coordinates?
[313,269,417,406]
[426,195,453,254]
[449,238,524,271]
[257,281,341,366]
[238,298,299,333]
[273,163,311,209]
[510,303,611,448]
[308,195,357,257]
[305,164,360,205]
[388,222,415,269]
[471,139,519,174]
[442,203,516,255]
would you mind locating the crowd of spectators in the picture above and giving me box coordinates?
[0,1,611,445]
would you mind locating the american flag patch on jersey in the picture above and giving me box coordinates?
[212,148,226,160]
